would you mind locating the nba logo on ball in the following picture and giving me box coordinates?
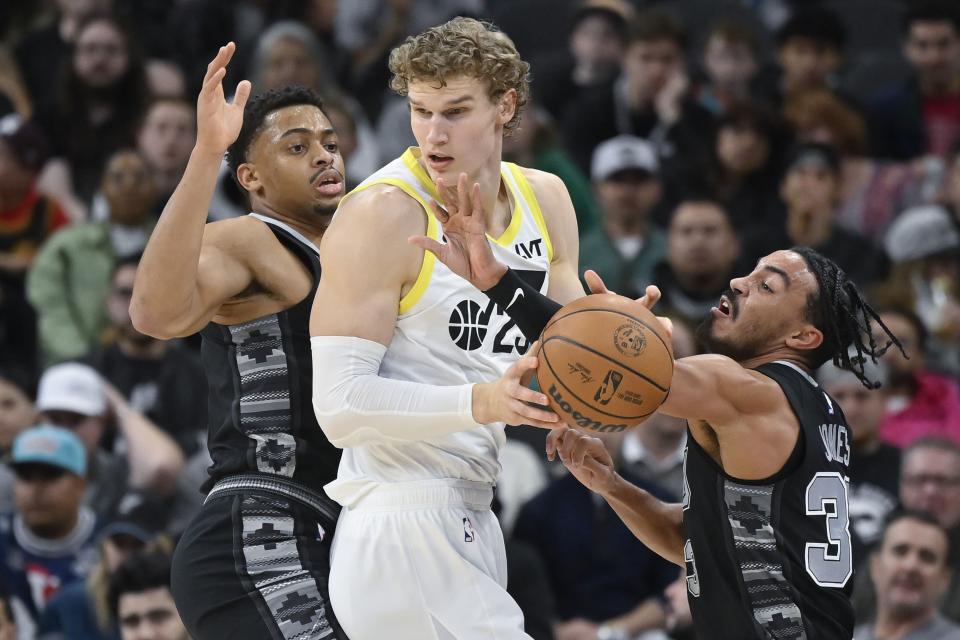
[614,323,646,357]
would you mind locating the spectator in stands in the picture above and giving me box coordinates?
[535,0,634,122]
[654,199,739,329]
[108,552,188,640]
[35,12,150,218]
[13,0,112,115]
[27,149,156,364]
[0,366,37,514]
[622,318,696,498]
[39,499,171,640]
[563,10,715,181]
[653,197,740,327]
[0,115,69,367]
[696,20,761,115]
[880,206,960,376]
[856,511,960,640]
[760,142,888,286]
[136,98,196,207]
[818,355,899,566]
[514,428,677,640]
[85,256,206,456]
[768,5,848,108]
[0,426,98,628]
[872,309,960,447]
[578,135,665,299]
[34,362,184,522]
[870,1,960,160]
[251,20,380,182]
[503,99,600,236]
[942,141,960,228]
[704,102,787,240]
[786,90,933,241]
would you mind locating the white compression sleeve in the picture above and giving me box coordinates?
[311,335,484,448]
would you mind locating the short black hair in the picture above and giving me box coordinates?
[879,509,951,564]
[776,6,846,51]
[790,246,904,387]
[225,85,325,181]
[628,10,687,50]
[903,0,960,35]
[0,363,37,400]
[108,551,173,618]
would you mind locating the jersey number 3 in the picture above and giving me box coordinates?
[804,472,853,588]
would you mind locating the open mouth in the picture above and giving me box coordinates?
[713,295,733,319]
[313,170,343,196]
[427,153,454,168]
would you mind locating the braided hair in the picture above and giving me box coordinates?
[791,246,904,389]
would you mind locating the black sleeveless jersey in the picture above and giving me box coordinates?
[681,361,855,640]
[199,219,341,493]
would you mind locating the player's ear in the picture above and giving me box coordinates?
[237,163,260,193]
[786,323,823,352]
[497,89,517,127]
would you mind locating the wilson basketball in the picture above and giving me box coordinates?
[537,295,673,432]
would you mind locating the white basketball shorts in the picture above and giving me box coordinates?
[328,479,530,640]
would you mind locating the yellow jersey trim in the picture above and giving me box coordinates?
[401,147,524,248]
[347,176,438,314]
[507,164,554,262]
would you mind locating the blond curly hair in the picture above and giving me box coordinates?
[388,17,530,133]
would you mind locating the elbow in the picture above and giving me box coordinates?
[313,396,358,448]
[129,297,180,340]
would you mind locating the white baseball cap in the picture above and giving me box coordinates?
[591,135,659,182]
[35,363,107,417]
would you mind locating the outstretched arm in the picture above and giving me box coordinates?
[131,43,253,338]
[548,427,684,566]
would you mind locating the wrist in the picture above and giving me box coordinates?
[477,262,508,292]
[191,143,227,163]
[471,383,493,425]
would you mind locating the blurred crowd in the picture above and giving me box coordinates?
[2,0,960,638]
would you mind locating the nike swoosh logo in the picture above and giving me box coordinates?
[505,288,524,310]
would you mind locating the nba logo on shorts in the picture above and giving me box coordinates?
[463,517,476,542]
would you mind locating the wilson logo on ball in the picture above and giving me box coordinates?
[548,384,627,432]
[613,323,647,357]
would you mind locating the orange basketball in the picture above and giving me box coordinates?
[537,294,673,433]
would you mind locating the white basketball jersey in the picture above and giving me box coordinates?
[325,148,553,505]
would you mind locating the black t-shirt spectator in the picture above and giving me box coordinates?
[848,443,901,567]
[84,343,207,455]
[513,469,677,623]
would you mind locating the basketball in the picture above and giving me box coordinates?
[537,294,673,433]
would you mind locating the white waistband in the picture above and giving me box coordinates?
[345,479,494,512]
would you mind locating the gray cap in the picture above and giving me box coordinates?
[884,205,960,263]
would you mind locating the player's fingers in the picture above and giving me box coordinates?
[510,400,559,426]
[457,173,471,215]
[637,285,662,309]
[657,315,674,340]
[429,199,450,224]
[407,235,445,257]
[545,427,565,460]
[233,79,252,109]
[469,181,483,219]
[579,455,610,477]
[512,384,548,406]
[202,67,227,95]
[202,44,229,84]
[435,177,455,210]
[584,269,615,295]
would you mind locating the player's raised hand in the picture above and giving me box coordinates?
[196,42,252,155]
[472,342,560,429]
[408,172,508,291]
[546,426,617,495]
[584,269,673,339]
